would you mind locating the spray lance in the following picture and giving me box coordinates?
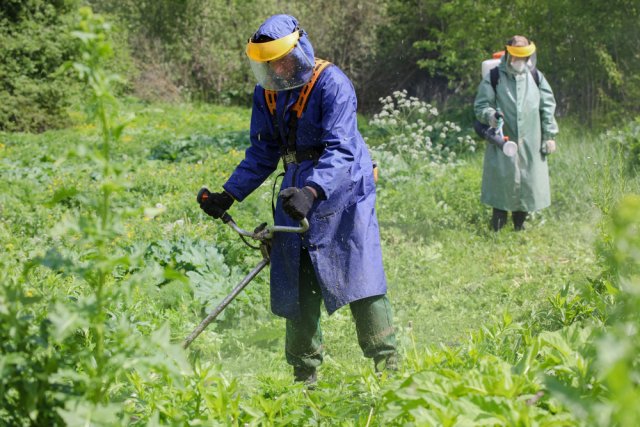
[473,109,518,157]
[182,187,309,349]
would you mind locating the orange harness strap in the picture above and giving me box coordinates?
[291,59,332,118]
[264,90,277,116]
[263,58,332,117]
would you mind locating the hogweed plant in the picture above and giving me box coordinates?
[24,8,191,424]
[31,5,124,414]
[369,90,476,179]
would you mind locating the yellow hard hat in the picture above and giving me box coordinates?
[506,42,536,58]
[246,30,300,62]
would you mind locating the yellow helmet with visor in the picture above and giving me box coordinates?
[246,28,314,91]
[505,36,537,74]
[246,30,301,62]
[505,43,536,58]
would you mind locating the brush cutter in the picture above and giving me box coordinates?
[182,187,309,349]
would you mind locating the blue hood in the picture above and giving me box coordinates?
[252,14,315,63]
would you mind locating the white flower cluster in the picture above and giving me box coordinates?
[369,90,476,170]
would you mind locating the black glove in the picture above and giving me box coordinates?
[198,188,234,219]
[488,110,504,128]
[279,187,315,221]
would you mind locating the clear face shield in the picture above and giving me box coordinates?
[246,29,314,91]
[248,44,314,91]
[506,42,537,74]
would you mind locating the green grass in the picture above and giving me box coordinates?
[1,100,639,425]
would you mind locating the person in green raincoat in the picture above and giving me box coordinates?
[474,35,559,231]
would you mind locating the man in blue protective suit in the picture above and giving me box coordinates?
[198,14,397,385]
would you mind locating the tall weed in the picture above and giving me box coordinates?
[8,8,192,424]
[368,90,476,181]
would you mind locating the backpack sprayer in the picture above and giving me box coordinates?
[474,50,518,157]
[182,187,309,349]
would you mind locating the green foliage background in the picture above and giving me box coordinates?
[2,0,638,131]
[411,0,640,123]
[88,0,639,122]
[0,0,78,131]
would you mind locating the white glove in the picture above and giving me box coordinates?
[543,140,557,154]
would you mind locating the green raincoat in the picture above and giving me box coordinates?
[474,57,559,212]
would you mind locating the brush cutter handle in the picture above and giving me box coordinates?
[267,219,309,235]
[197,187,233,223]
[198,187,309,239]
[226,216,309,240]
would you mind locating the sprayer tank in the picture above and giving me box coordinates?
[481,51,505,77]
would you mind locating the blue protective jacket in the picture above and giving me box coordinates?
[223,15,387,319]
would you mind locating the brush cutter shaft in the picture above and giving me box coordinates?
[183,198,310,348]
[183,257,270,349]
[226,217,309,240]
[226,220,256,237]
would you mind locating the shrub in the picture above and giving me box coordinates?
[606,118,640,173]
[0,0,79,132]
